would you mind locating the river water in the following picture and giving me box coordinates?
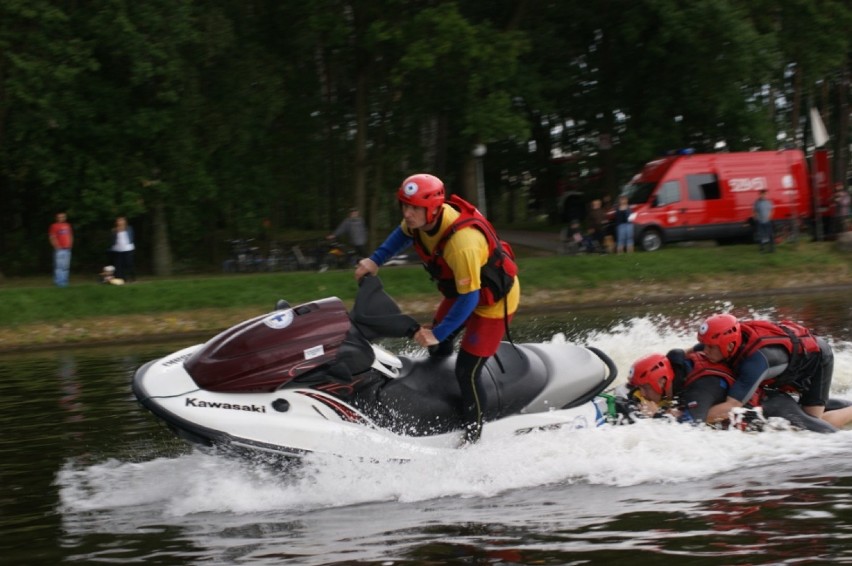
[2,291,852,565]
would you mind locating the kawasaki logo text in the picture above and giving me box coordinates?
[185,398,266,413]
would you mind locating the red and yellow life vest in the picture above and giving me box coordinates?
[410,195,518,306]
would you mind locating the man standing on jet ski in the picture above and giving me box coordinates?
[695,314,852,432]
[354,173,520,444]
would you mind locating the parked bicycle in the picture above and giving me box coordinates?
[264,241,300,272]
[222,238,264,272]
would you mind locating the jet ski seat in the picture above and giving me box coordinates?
[373,343,547,436]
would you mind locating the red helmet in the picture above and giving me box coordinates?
[628,353,674,397]
[398,174,445,224]
[697,314,741,357]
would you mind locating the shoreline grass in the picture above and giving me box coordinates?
[1,241,850,351]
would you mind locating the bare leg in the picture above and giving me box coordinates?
[821,405,852,429]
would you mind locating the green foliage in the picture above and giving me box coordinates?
[0,0,850,276]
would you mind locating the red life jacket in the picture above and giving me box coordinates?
[410,195,518,306]
[730,320,822,388]
[673,352,762,407]
[680,352,736,390]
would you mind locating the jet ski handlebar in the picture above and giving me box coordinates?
[350,275,421,340]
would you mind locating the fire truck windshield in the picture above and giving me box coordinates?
[621,181,656,205]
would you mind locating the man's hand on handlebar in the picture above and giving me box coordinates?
[414,326,439,348]
[354,258,378,280]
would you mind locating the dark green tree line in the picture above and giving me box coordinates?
[0,0,849,277]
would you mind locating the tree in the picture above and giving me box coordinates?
[1,0,850,276]
[0,1,99,271]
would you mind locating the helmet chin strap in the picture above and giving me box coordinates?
[726,342,736,358]
[425,205,443,230]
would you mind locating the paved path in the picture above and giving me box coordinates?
[500,230,562,254]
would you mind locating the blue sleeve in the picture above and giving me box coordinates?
[729,352,770,402]
[431,290,480,343]
[370,226,412,266]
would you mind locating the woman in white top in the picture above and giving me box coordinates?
[110,216,136,282]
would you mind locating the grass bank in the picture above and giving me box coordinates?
[1,241,850,351]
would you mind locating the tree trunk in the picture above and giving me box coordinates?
[600,26,617,199]
[353,57,368,215]
[351,1,372,216]
[152,201,173,276]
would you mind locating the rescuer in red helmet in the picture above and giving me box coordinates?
[626,350,735,424]
[625,346,852,432]
[694,313,852,431]
[354,173,520,445]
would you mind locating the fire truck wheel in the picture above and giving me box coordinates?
[640,229,663,252]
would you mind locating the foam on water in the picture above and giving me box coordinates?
[57,311,852,520]
[564,306,852,394]
[56,422,852,521]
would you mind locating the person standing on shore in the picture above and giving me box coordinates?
[752,189,774,252]
[109,216,136,282]
[48,211,74,287]
[614,195,634,253]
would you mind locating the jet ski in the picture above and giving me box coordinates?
[132,276,618,461]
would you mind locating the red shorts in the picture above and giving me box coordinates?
[435,297,513,357]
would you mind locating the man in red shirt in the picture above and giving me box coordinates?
[48,211,73,287]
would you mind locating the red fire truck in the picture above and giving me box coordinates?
[617,149,833,251]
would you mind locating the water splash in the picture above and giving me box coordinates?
[57,311,852,521]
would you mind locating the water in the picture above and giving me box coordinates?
[2,291,852,565]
